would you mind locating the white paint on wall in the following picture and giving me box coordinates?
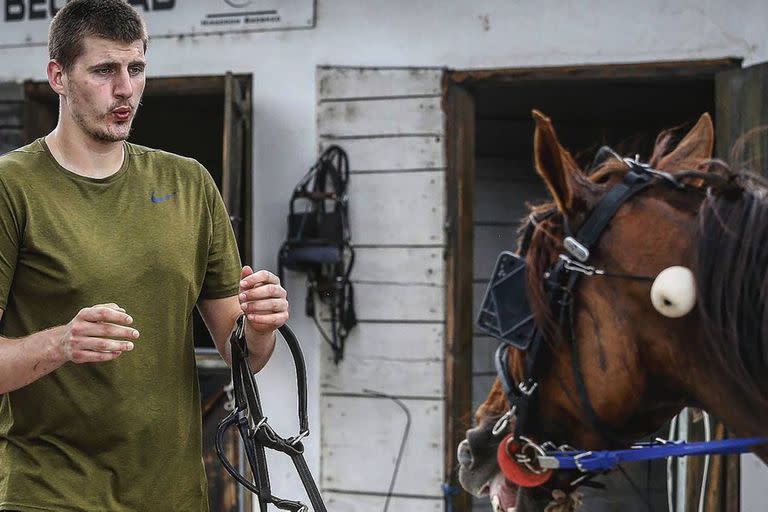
[742,454,768,511]
[1,0,766,507]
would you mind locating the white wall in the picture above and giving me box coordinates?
[1,0,766,505]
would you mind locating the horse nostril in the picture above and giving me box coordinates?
[457,439,474,467]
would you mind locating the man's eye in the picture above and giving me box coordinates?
[129,66,144,76]
[96,68,111,75]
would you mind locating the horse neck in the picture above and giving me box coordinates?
[692,188,768,448]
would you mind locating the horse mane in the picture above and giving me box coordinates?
[523,126,768,413]
[695,167,768,408]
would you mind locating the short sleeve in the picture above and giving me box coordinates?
[0,176,23,309]
[199,167,241,299]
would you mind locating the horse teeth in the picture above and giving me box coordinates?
[507,508,516,512]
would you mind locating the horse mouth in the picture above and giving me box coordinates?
[488,472,519,512]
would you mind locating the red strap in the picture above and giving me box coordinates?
[497,433,553,488]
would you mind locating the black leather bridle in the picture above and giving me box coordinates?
[480,158,687,446]
[216,315,327,512]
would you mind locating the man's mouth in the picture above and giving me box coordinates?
[111,107,132,121]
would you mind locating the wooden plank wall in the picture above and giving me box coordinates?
[317,67,446,511]
[0,83,25,156]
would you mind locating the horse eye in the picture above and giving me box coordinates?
[594,174,610,184]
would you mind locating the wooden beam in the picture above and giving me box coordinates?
[447,58,741,87]
[444,77,475,512]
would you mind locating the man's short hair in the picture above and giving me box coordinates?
[49,0,148,71]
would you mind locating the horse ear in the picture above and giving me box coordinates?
[657,113,714,171]
[532,110,596,215]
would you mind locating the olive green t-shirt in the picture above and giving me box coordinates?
[0,139,241,511]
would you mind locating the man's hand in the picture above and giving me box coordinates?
[57,303,139,364]
[238,266,289,334]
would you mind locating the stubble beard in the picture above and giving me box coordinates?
[69,93,140,143]
[73,107,136,143]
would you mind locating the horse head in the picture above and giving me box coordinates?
[459,111,768,511]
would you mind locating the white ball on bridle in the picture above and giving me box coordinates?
[650,266,696,318]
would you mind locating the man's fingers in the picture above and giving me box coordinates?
[241,298,289,314]
[77,306,133,325]
[245,311,289,326]
[239,270,280,290]
[240,265,254,280]
[70,349,124,364]
[70,321,139,340]
[93,303,126,312]
[77,338,136,353]
[239,284,287,302]
[93,323,140,340]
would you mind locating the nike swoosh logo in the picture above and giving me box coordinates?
[151,192,176,203]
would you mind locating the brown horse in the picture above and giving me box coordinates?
[458,111,768,511]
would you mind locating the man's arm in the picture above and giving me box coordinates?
[197,266,286,372]
[0,304,138,394]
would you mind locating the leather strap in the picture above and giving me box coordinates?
[570,168,651,252]
[216,316,327,512]
[496,169,660,443]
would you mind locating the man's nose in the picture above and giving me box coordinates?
[113,69,133,98]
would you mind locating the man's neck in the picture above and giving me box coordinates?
[45,124,125,180]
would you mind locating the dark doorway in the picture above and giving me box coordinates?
[444,59,746,512]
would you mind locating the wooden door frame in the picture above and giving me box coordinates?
[442,57,741,512]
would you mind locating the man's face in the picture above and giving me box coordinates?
[60,36,146,143]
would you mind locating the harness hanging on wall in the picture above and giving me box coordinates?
[278,145,356,364]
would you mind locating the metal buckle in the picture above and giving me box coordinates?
[622,157,683,189]
[234,314,247,338]
[492,408,516,436]
[541,441,558,452]
[253,416,268,432]
[573,450,594,472]
[518,380,538,396]
[223,381,235,412]
[290,429,310,447]
[516,436,548,474]
[559,254,604,277]
[563,236,590,262]
[537,456,560,469]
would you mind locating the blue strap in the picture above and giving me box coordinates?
[545,437,767,473]
[442,483,460,512]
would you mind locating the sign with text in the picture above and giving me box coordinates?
[1,0,315,48]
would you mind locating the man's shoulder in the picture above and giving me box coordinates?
[0,139,46,168]
[0,139,48,185]
[126,142,203,171]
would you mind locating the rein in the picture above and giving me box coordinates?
[477,158,768,491]
[216,315,327,512]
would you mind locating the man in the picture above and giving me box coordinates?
[0,1,288,510]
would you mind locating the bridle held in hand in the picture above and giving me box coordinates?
[216,315,327,512]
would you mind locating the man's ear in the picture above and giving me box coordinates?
[47,60,66,96]
[532,110,597,216]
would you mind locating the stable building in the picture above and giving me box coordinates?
[1,1,767,511]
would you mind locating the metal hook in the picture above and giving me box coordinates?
[492,408,516,437]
